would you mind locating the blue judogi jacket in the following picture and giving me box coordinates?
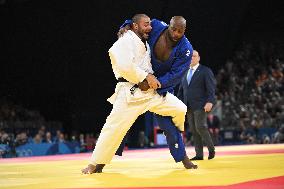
[148,19,193,95]
[120,19,193,95]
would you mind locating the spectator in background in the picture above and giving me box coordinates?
[1,132,12,146]
[207,113,220,145]
[38,125,46,138]
[53,130,62,143]
[85,133,96,152]
[79,133,87,152]
[58,133,65,143]
[273,125,284,143]
[14,132,28,146]
[43,132,53,143]
[33,134,42,144]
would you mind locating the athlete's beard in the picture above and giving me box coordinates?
[137,29,149,41]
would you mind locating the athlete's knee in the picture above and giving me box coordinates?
[176,102,187,117]
[166,93,187,116]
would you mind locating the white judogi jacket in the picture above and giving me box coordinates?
[108,30,155,103]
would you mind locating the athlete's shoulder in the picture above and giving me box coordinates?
[177,36,193,57]
[112,31,133,47]
[151,19,168,27]
[151,19,168,30]
[180,36,192,48]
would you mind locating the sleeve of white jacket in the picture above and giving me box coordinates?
[108,36,148,84]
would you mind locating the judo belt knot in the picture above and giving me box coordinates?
[130,84,138,95]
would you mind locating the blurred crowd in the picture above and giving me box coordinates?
[0,126,99,158]
[215,41,284,144]
[0,98,98,158]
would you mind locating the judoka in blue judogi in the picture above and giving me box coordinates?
[117,16,196,168]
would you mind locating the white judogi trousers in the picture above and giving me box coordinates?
[90,82,187,164]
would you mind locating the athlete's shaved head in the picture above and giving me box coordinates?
[170,16,186,28]
[132,14,150,24]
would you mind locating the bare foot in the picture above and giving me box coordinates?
[81,164,105,174]
[182,155,198,169]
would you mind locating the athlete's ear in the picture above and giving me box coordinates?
[133,23,138,30]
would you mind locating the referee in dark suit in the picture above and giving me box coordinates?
[178,50,216,160]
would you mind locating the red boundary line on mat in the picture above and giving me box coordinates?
[66,175,284,189]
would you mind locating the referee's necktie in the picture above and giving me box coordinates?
[187,68,194,85]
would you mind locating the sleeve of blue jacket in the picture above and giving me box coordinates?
[205,67,216,104]
[157,40,193,91]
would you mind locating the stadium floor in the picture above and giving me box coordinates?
[0,144,284,189]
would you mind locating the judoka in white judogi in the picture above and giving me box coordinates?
[90,30,187,165]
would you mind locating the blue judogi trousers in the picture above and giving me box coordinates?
[116,114,186,162]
